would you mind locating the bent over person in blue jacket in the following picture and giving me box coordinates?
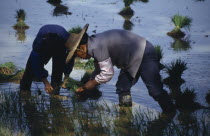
[20,24,76,94]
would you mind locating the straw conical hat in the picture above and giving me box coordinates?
[65,24,89,64]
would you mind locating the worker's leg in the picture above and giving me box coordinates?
[20,53,34,91]
[116,70,134,106]
[140,41,175,112]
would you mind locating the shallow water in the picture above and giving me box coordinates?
[0,0,210,112]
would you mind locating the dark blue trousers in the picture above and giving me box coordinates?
[116,41,164,100]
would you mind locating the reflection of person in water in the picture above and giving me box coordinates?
[49,97,74,134]
[20,94,49,135]
[69,24,175,113]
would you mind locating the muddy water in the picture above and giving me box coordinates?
[0,0,210,112]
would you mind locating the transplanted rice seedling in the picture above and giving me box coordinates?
[73,58,86,69]
[0,62,24,82]
[164,58,187,78]
[66,72,101,101]
[15,9,26,22]
[163,59,187,87]
[84,59,95,70]
[13,9,29,30]
[171,37,191,52]
[154,45,165,70]
[205,90,210,105]
[68,26,82,34]
[175,88,201,111]
[0,62,16,74]
[53,5,71,16]
[119,0,134,16]
[167,14,192,39]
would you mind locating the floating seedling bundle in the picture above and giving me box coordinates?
[154,45,165,70]
[13,9,29,30]
[0,62,24,83]
[167,14,192,39]
[66,72,101,101]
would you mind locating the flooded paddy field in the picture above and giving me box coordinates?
[0,0,210,135]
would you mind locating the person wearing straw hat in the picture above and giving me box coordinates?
[67,25,176,113]
[20,24,89,95]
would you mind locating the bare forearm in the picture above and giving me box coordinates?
[42,78,53,94]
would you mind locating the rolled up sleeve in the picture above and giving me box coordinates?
[95,57,114,84]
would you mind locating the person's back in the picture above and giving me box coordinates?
[88,29,146,78]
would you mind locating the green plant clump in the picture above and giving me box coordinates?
[164,58,187,78]
[74,58,86,69]
[84,59,95,70]
[154,45,165,70]
[0,62,16,73]
[13,9,29,30]
[163,59,187,87]
[175,88,201,111]
[167,14,192,39]
[68,26,82,34]
[15,9,26,22]
[0,62,24,82]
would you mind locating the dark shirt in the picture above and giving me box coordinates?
[30,24,73,80]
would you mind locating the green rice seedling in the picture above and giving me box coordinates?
[205,90,210,105]
[53,4,71,16]
[154,45,164,62]
[164,58,187,78]
[175,88,201,111]
[167,14,192,39]
[73,58,86,69]
[154,45,165,70]
[171,37,191,52]
[15,9,26,22]
[0,62,16,74]
[163,59,187,89]
[84,59,95,70]
[13,9,29,30]
[124,0,134,7]
[68,26,82,34]
[66,72,102,101]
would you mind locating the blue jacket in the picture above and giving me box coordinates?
[30,24,74,80]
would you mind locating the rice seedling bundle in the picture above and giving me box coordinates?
[68,26,82,34]
[84,59,94,70]
[167,14,192,39]
[164,59,187,78]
